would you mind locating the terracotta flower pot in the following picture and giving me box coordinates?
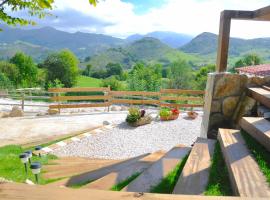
[187,111,198,119]
[160,113,179,121]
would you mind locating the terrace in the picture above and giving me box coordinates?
[1,4,270,200]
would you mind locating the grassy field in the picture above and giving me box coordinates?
[204,142,233,196]
[76,75,102,87]
[0,145,58,185]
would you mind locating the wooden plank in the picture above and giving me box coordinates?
[160,89,205,95]
[216,11,231,72]
[160,96,203,101]
[49,103,110,109]
[0,183,263,200]
[50,95,110,101]
[262,85,270,91]
[48,87,110,93]
[63,154,150,187]
[218,129,270,197]
[248,87,270,108]
[123,145,191,193]
[173,138,216,195]
[160,103,204,108]
[111,99,160,105]
[254,5,270,21]
[240,117,270,152]
[110,91,160,96]
[84,151,166,190]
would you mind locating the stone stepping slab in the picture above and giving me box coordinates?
[173,137,216,195]
[218,128,270,197]
[122,145,191,193]
[34,124,115,156]
[83,150,166,190]
[240,117,270,152]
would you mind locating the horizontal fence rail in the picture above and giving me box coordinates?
[48,87,205,112]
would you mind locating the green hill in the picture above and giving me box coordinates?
[180,32,270,65]
[86,37,199,69]
[0,25,125,60]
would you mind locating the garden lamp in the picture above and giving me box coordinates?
[19,153,28,174]
[35,146,42,157]
[30,162,42,184]
[24,150,32,164]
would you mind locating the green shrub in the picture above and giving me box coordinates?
[159,107,171,118]
[126,107,141,123]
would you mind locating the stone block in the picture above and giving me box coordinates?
[222,96,240,118]
[9,106,24,117]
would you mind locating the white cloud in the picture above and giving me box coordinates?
[50,0,270,38]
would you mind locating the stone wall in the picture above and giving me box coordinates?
[201,72,270,139]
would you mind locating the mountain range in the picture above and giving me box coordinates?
[126,31,193,48]
[0,25,270,67]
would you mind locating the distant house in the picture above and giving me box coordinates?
[236,64,270,77]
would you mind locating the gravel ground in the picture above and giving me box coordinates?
[53,111,202,160]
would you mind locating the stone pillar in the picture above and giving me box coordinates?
[200,72,248,139]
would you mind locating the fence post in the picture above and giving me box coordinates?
[107,85,111,112]
[21,91,25,111]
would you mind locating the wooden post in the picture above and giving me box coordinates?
[107,86,110,112]
[216,11,232,72]
[21,91,25,111]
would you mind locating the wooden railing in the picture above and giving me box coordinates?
[48,87,205,112]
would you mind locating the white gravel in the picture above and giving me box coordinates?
[53,111,202,160]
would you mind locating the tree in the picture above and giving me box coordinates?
[105,63,123,77]
[194,64,215,90]
[102,76,124,91]
[82,64,92,76]
[0,0,98,30]
[0,72,13,89]
[167,60,193,89]
[0,61,19,86]
[43,50,79,87]
[10,52,38,87]
[230,54,262,73]
[127,63,162,91]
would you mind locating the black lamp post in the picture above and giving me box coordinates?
[24,150,32,164]
[19,153,28,174]
[30,162,42,184]
[35,146,42,157]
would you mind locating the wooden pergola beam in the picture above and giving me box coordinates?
[216,11,231,72]
[254,5,270,20]
[216,5,270,72]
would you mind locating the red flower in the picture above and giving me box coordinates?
[171,108,180,115]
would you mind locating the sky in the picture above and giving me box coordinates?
[12,0,270,39]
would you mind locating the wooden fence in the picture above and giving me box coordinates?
[48,87,205,112]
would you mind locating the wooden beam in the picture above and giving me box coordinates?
[254,5,270,20]
[48,87,110,93]
[216,11,231,72]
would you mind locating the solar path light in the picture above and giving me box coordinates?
[35,146,42,157]
[19,153,28,174]
[24,150,32,164]
[30,162,42,184]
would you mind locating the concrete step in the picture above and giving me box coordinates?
[240,117,270,152]
[173,138,216,195]
[122,145,191,193]
[83,151,166,190]
[248,87,270,108]
[218,128,270,197]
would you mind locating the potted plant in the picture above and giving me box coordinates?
[187,107,198,119]
[126,107,152,127]
[159,107,180,121]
